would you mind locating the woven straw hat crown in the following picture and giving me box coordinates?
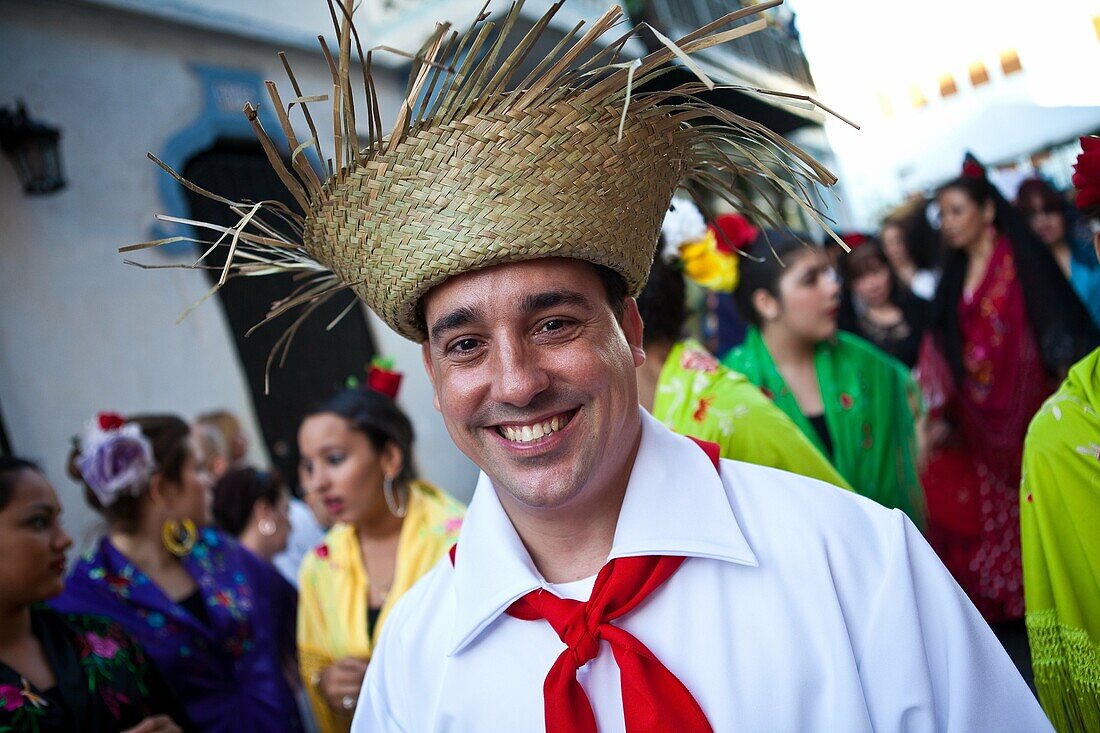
[126,0,842,346]
[305,98,686,339]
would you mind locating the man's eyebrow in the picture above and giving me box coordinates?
[520,290,593,315]
[429,305,482,342]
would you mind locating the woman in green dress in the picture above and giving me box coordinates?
[1020,136,1100,732]
[722,231,925,526]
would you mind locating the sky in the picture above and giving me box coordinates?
[788,0,1100,225]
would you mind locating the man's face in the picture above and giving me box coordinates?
[421,258,645,514]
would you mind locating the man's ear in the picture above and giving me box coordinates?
[1093,229,1100,265]
[421,341,442,412]
[620,297,646,368]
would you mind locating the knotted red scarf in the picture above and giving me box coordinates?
[450,438,719,732]
[506,554,712,732]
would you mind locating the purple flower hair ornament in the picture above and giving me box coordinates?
[76,412,155,507]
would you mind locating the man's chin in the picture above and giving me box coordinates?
[489,469,587,512]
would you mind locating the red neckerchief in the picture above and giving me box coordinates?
[449,438,719,732]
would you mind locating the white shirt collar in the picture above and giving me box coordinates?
[448,410,758,655]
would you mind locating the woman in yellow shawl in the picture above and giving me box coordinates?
[296,367,464,733]
[1020,136,1100,732]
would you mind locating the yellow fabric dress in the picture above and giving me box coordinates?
[298,480,465,733]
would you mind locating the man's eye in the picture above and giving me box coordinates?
[449,338,481,355]
[539,318,575,335]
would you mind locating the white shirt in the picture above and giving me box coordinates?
[353,411,1051,732]
[911,268,939,301]
[273,497,325,588]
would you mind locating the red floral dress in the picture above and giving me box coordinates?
[920,239,1054,621]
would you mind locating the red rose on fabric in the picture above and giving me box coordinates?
[315,544,330,559]
[1072,136,1100,214]
[710,214,759,254]
[0,685,24,711]
[693,397,713,423]
[97,412,126,431]
[839,393,854,410]
[680,348,719,374]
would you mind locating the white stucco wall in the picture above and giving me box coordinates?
[0,0,479,552]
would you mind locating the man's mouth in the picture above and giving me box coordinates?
[494,409,577,444]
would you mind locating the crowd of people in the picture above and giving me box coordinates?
[3,1,1098,730]
[3,150,1095,731]
[0,375,463,732]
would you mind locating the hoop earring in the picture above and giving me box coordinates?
[161,518,197,557]
[382,475,407,518]
[258,518,276,537]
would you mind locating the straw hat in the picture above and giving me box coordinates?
[126,0,844,346]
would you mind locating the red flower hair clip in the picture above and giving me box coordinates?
[345,357,403,400]
[1072,136,1100,215]
[711,213,759,254]
[366,357,403,400]
[961,153,986,181]
[97,412,126,431]
[840,232,869,250]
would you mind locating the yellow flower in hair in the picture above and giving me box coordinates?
[661,201,752,293]
[679,229,740,292]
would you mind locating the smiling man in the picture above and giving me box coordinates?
[139,1,1052,731]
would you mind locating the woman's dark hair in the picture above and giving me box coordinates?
[637,256,686,347]
[935,176,1005,228]
[212,467,286,538]
[1016,178,1067,218]
[931,172,1099,379]
[839,237,889,284]
[0,456,41,512]
[304,388,418,485]
[882,198,941,271]
[68,414,192,533]
[731,230,818,327]
[838,239,897,324]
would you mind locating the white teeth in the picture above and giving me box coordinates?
[499,412,573,443]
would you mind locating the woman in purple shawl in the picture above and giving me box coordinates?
[52,413,304,733]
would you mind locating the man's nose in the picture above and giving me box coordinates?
[490,339,551,408]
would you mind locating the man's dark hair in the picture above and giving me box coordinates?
[636,256,685,347]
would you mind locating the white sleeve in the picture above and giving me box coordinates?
[351,612,410,733]
[857,512,1053,732]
